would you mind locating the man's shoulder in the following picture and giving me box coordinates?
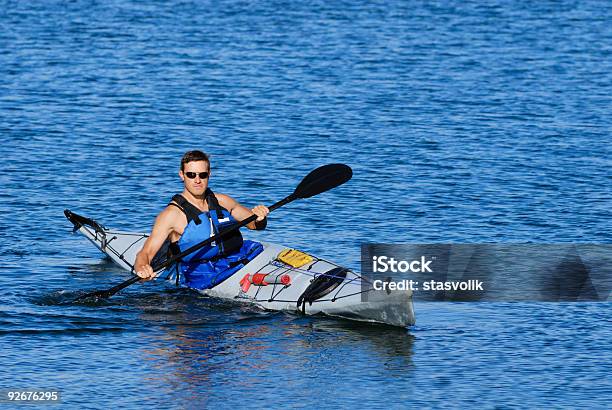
[213,192,237,208]
[157,204,185,223]
[213,192,231,202]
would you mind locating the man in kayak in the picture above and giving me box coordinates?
[134,150,269,288]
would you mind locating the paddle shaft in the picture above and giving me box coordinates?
[90,194,297,298]
[72,163,352,302]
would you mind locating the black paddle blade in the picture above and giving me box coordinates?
[293,163,352,199]
[72,290,110,302]
[71,275,141,303]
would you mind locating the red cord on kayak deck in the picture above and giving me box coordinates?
[240,273,292,292]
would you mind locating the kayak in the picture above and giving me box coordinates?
[64,209,415,327]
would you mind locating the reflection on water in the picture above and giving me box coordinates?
[135,298,415,403]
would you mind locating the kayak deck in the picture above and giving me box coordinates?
[65,209,415,327]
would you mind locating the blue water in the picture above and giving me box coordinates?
[1,0,610,408]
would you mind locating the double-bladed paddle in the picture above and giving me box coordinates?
[73,163,352,302]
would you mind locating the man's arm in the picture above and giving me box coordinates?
[216,193,269,230]
[134,207,178,279]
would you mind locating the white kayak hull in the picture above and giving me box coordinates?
[65,210,415,327]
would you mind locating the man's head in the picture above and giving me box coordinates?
[179,150,210,197]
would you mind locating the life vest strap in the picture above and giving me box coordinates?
[170,194,202,225]
[203,188,225,219]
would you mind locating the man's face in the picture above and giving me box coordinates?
[179,160,210,197]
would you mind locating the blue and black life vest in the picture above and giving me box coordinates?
[167,189,263,290]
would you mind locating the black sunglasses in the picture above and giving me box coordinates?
[185,171,209,179]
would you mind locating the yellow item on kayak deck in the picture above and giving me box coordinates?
[277,249,313,268]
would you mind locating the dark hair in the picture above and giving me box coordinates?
[180,150,210,171]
